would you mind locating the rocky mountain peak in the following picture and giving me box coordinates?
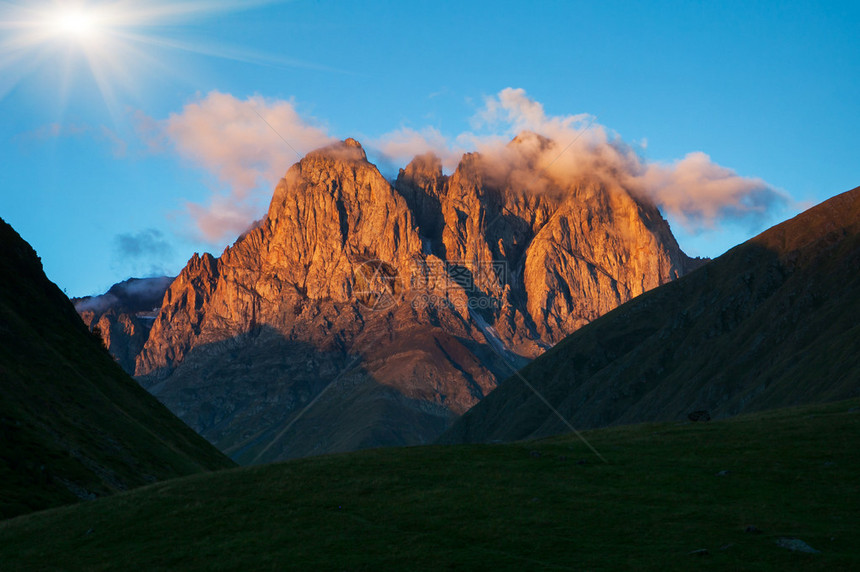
[395,152,447,244]
[257,138,421,305]
[509,130,553,151]
[302,137,368,165]
[72,276,173,373]
[400,152,444,181]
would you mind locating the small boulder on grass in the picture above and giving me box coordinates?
[775,538,820,554]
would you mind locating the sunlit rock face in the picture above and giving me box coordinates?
[431,134,695,356]
[133,137,696,464]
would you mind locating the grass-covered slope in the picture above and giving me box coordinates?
[0,398,858,570]
[442,186,860,445]
[0,218,234,519]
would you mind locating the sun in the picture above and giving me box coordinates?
[51,8,101,42]
[0,1,142,114]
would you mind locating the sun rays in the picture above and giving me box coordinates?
[0,0,295,120]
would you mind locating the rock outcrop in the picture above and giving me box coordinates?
[74,276,172,373]
[133,136,695,463]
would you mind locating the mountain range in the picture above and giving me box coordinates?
[90,135,700,464]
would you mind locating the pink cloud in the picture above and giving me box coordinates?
[636,152,780,230]
[151,91,334,243]
[162,91,333,194]
[184,197,263,244]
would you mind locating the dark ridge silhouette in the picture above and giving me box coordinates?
[0,218,233,519]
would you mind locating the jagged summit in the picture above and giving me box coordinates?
[73,276,174,373]
[396,152,447,243]
[509,130,553,150]
[301,137,368,164]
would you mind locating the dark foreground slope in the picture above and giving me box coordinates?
[0,218,233,519]
[0,398,857,570]
[442,186,860,445]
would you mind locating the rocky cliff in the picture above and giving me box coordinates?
[134,136,695,463]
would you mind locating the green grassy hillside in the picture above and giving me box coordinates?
[442,186,860,445]
[0,218,234,519]
[0,398,857,570]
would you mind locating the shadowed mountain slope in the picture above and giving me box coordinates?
[0,218,233,519]
[442,185,860,444]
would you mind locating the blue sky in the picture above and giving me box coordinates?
[1,0,858,297]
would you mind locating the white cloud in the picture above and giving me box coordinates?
[368,126,462,172]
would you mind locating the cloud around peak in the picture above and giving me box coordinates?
[371,87,790,232]
[146,87,791,246]
[637,152,780,230]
